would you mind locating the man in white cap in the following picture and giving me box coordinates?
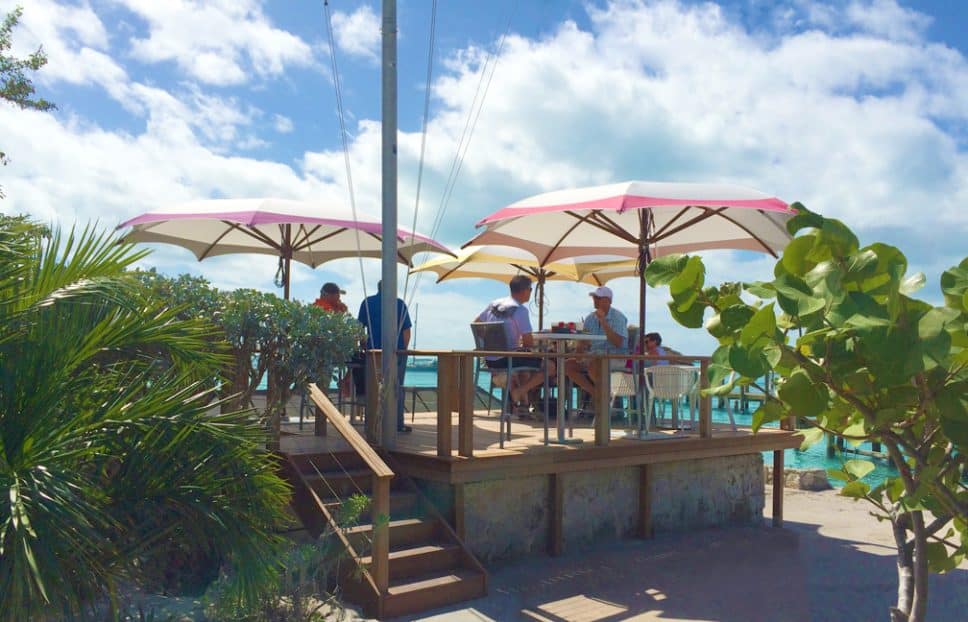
[565,285,628,397]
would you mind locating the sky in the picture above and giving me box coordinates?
[1,0,966,355]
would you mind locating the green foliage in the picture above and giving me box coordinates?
[646,204,967,619]
[204,494,369,622]
[0,215,290,620]
[138,276,364,425]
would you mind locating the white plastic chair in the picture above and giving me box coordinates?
[610,370,640,432]
[644,365,699,430]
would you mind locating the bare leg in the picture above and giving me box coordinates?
[565,359,595,395]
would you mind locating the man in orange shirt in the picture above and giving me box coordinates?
[314,282,348,313]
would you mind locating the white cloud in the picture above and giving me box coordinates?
[331,4,381,63]
[273,114,293,133]
[116,0,318,85]
[2,0,965,354]
[846,0,933,42]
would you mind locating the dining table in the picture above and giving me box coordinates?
[531,331,607,445]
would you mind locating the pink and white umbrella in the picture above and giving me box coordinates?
[118,198,452,299]
[467,181,796,342]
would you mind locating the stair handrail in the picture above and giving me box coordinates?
[307,383,393,595]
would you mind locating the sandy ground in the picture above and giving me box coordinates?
[372,487,968,622]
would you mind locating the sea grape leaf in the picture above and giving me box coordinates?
[844,459,875,480]
[799,426,824,450]
[841,480,871,499]
[751,399,785,432]
[645,254,689,287]
[777,369,827,420]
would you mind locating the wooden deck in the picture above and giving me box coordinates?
[280,409,801,484]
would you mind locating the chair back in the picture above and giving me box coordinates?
[646,365,698,399]
[470,321,511,352]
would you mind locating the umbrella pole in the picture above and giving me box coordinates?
[538,274,545,330]
[283,256,291,300]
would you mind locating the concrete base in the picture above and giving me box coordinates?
[417,453,765,563]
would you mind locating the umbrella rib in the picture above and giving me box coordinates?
[198,222,281,260]
[650,206,693,240]
[540,210,635,263]
[652,206,780,257]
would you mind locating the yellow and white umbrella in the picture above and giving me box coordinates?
[410,244,637,329]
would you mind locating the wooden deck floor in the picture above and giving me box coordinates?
[280,409,801,484]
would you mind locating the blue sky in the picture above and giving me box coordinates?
[1,0,966,354]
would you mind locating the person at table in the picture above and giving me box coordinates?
[566,286,628,396]
[475,275,552,411]
[643,332,669,365]
[626,331,669,369]
[358,281,413,433]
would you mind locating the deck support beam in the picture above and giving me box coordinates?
[638,464,653,538]
[772,449,784,527]
[548,473,564,556]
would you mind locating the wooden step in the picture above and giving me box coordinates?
[382,569,486,619]
[360,542,462,579]
[344,517,437,551]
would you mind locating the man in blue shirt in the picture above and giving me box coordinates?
[358,281,413,433]
[565,285,628,396]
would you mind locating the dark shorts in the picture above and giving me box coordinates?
[485,356,543,370]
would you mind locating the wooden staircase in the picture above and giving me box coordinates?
[285,449,487,619]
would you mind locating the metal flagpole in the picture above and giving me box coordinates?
[380,0,398,448]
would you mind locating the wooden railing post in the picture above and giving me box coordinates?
[365,351,381,444]
[371,475,390,594]
[437,353,456,457]
[457,353,475,457]
[593,356,610,446]
[699,358,712,438]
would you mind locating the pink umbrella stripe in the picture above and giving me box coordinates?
[477,195,791,226]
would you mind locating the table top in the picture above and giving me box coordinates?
[532,331,607,341]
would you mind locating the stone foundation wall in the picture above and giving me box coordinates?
[652,454,765,531]
[461,475,550,561]
[763,465,832,491]
[421,453,764,563]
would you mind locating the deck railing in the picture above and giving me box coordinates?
[306,383,393,595]
[335,349,712,457]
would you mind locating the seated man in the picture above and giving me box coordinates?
[566,286,628,397]
[475,275,554,412]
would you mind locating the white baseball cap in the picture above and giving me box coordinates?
[589,286,613,299]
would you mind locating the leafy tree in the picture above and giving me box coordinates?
[1,6,56,197]
[645,205,967,622]
[0,215,290,620]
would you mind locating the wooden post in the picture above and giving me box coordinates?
[453,483,466,539]
[638,465,653,538]
[699,358,712,438]
[314,403,327,436]
[772,449,784,528]
[457,353,475,457]
[371,475,390,595]
[365,351,381,444]
[593,356,610,446]
[437,353,456,457]
[548,473,564,556]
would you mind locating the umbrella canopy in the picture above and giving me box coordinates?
[118,198,452,299]
[409,244,638,328]
[468,181,795,346]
